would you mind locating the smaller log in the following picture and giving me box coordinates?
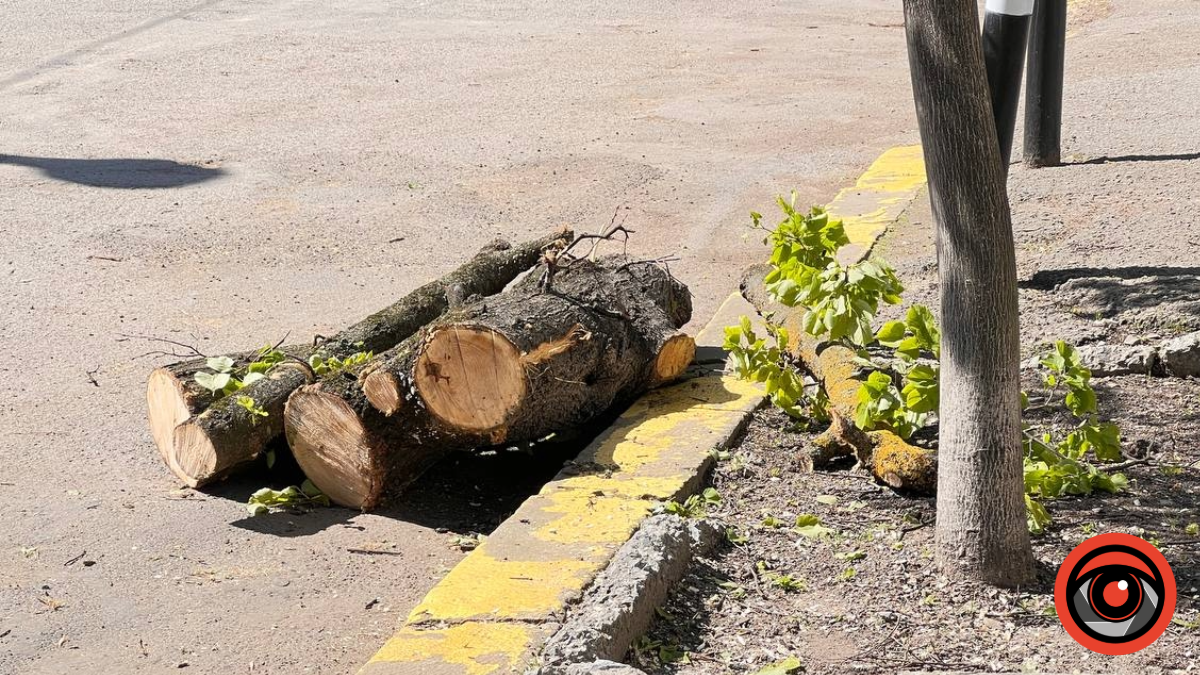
[149,230,570,487]
[741,264,936,493]
[287,256,694,509]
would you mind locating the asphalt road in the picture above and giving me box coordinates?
[0,1,919,672]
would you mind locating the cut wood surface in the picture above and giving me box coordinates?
[741,263,936,493]
[147,230,571,487]
[286,255,694,509]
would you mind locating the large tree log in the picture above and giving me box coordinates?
[148,230,571,487]
[285,256,695,509]
[741,264,937,494]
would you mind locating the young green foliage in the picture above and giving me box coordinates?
[660,487,721,519]
[193,344,291,400]
[246,479,331,516]
[756,196,903,347]
[730,196,1129,535]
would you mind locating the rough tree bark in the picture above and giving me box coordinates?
[284,256,694,509]
[147,230,571,487]
[741,264,937,494]
[903,0,1035,585]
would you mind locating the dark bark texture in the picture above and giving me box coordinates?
[903,0,1035,585]
[152,230,570,487]
[287,256,693,509]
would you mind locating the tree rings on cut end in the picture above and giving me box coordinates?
[147,367,195,477]
[651,333,696,385]
[170,421,219,488]
[414,326,526,433]
[362,370,404,416]
[285,387,380,510]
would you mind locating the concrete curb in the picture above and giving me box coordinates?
[538,516,722,674]
[355,145,927,675]
[356,294,766,675]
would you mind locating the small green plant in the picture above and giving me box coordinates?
[309,350,373,376]
[769,573,808,592]
[449,533,482,551]
[794,514,835,539]
[1022,342,1128,534]
[246,480,331,515]
[761,514,786,529]
[724,318,812,419]
[756,197,902,345]
[235,395,268,422]
[193,345,288,400]
[661,487,721,519]
[837,567,858,582]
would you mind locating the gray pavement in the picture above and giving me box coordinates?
[0,1,920,672]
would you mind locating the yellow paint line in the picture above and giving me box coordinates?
[827,144,926,262]
[407,548,597,623]
[362,623,548,675]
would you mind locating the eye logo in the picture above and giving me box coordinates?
[1055,533,1176,655]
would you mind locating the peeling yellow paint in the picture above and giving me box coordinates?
[407,547,596,623]
[581,375,763,473]
[368,623,534,674]
[533,490,655,544]
[828,144,926,258]
[551,473,690,501]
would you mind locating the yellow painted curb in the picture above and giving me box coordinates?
[356,144,927,674]
[828,144,926,264]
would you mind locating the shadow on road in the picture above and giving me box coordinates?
[221,409,625,538]
[1072,151,1200,165]
[0,154,224,188]
[1021,266,1200,290]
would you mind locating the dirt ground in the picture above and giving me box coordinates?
[634,1,1200,672]
[0,1,932,673]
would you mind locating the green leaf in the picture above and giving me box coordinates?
[794,513,835,539]
[1084,422,1122,462]
[754,657,804,675]
[895,336,922,361]
[1026,495,1051,535]
[876,320,907,346]
[236,395,268,420]
[242,371,266,386]
[815,495,838,506]
[207,356,235,373]
[905,305,940,356]
[194,371,232,395]
[1065,383,1098,417]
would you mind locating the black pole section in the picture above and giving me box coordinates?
[982,0,1033,172]
[1024,0,1067,167]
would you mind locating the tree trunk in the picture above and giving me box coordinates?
[148,230,571,487]
[285,256,694,509]
[903,0,1035,585]
[740,264,937,494]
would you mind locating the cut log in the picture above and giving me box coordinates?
[741,264,936,493]
[286,255,694,509]
[148,230,571,487]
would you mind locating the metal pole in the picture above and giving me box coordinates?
[982,0,1033,172]
[1024,0,1067,167]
